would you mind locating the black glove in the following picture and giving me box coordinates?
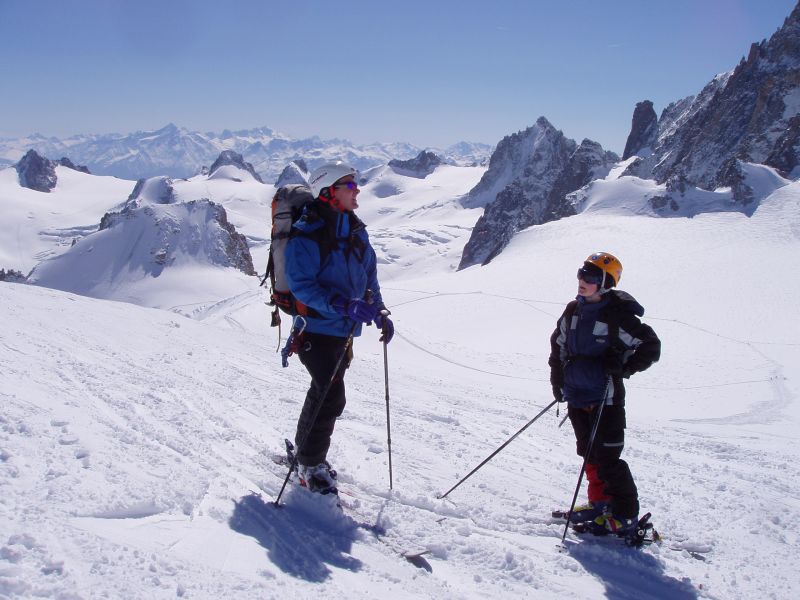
[552,385,564,403]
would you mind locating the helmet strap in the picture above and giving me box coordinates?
[319,186,343,210]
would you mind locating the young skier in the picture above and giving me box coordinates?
[549,252,660,535]
[284,161,394,494]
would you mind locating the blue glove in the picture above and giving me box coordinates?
[375,310,394,344]
[331,296,378,323]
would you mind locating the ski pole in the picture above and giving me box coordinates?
[274,323,357,506]
[560,378,610,545]
[437,399,558,500]
[382,312,393,490]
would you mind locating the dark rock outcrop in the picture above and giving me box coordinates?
[15,150,57,192]
[0,268,27,283]
[715,157,755,205]
[622,101,658,160]
[765,114,800,176]
[459,118,617,269]
[212,202,256,275]
[388,150,444,178]
[57,157,90,174]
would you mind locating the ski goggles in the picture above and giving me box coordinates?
[334,181,359,190]
[577,267,604,285]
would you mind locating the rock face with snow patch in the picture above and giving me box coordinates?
[16,150,57,192]
[388,151,444,178]
[122,176,176,210]
[458,118,617,269]
[622,101,658,160]
[274,159,310,187]
[624,4,800,191]
[31,196,256,297]
[208,150,264,183]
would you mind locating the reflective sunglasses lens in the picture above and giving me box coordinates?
[577,268,602,284]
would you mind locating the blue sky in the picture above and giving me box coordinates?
[0,0,796,152]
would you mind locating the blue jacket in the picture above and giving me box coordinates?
[284,202,382,337]
[548,290,661,408]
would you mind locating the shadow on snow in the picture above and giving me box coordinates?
[229,492,363,582]
[563,538,699,600]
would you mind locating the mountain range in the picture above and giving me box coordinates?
[3,3,800,284]
[0,124,493,183]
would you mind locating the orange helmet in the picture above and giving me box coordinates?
[584,252,622,288]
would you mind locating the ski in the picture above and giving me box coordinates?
[270,439,432,569]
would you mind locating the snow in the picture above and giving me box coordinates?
[2,164,800,599]
[0,166,133,273]
[782,85,800,120]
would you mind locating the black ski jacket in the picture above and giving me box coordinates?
[548,290,661,407]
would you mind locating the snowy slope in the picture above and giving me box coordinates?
[569,161,791,218]
[0,166,134,273]
[2,176,799,598]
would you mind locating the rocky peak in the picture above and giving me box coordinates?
[93,198,255,278]
[121,176,176,212]
[462,117,571,210]
[275,159,310,188]
[635,2,800,189]
[459,119,616,269]
[16,150,57,192]
[388,150,443,179]
[622,101,658,160]
[208,150,264,183]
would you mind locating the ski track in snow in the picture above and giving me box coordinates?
[3,173,800,598]
[0,278,800,598]
[3,280,799,599]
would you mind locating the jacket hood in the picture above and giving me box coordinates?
[607,289,645,317]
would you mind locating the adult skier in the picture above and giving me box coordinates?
[549,252,660,534]
[284,161,394,494]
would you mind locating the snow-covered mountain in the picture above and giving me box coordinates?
[0,124,493,183]
[0,159,134,275]
[26,168,257,309]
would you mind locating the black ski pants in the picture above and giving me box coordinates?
[568,403,639,519]
[294,332,352,467]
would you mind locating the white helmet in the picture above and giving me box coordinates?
[308,161,358,198]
